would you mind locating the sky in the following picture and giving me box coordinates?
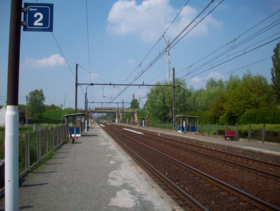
[0,0,280,110]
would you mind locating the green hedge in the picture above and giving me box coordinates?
[32,119,65,124]
[237,107,280,124]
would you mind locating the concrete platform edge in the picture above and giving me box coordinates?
[102,126,184,211]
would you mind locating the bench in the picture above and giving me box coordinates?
[68,132,78,144]
[222,130,236,141]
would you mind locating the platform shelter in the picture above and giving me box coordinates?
[64,113,85,137]
[176,115,199,132]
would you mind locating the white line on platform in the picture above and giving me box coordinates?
[123,128,143,135]
[100,124,105,127]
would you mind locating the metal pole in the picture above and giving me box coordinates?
[5,0,22,209]
[75,64,78,113]
[85,92,87,111]
[26,95,28,125]
[61,104,63,124]
[248,123,251,142]
[64,94,67,110]
[173,68,176,130]
[133,94,135,123]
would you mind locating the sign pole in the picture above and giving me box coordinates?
[5,0,23,210]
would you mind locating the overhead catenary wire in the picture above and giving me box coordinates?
[149,9,280,84]
[35,0,75,78]
[149,12,280,84]
[79,65,108,84]
[108,0,219,105]
[137,56,272,100]
[189,56,271,86]
[183,36,280,80]
[179,19,280,78]
[176,11,280,75]
[121,0,190,84]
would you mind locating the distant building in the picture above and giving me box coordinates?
[0,105,32,126]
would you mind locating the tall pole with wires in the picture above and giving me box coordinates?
[173,68,176,130]
[167,38,171,82]
[75,64,78,113]
[26,95,28,125]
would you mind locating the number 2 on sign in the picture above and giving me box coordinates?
[34,12,43,26]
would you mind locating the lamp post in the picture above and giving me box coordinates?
[85,83,93,111]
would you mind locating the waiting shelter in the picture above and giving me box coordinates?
[64,113,85,137]
[176,115,199,132]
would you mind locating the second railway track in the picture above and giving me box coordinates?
[99,122,280,210]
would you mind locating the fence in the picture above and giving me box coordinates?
[23,124,69,177]
[120,119,280,144]
[0,124,70,196]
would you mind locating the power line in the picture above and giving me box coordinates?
[35,0,75,78]
[138,56,272,100]
[177,11,280,76]
[189,57,271,86]
[150,14,280,84]
[179,32,280,79]
[79,65,108,84]
[109,0,218,105]
[121,0,190,84]
[85,0,91,72]
[183,37,280,80]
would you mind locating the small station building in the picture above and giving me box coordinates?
[64,113,86,137]
[176,115,199,132]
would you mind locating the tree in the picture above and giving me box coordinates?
[45,104,60,110]
[224,71,274,120]
[271,42,280,104]
[28,89,46,119]
[130,99,139,109]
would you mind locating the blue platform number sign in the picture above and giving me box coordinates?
[23,3,53,32]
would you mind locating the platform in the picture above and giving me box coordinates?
[0,122,180,211]
[118,123,280,163]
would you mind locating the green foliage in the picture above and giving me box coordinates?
[28,89,46,119]
[43,107,75,120]
[271,42,280,104]
[130,99,139,109]
[146,79,187,121]
[209,91,226,122]
[237,106,280,124]
[97,114,107,120]
[123,113,132,120]
[224,70,274,121]
[218,113,234,125]
[45,104,60,110]
[18,104,26,111]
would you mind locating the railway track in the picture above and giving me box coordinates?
[120,126,280,181]
[99,122,280,210]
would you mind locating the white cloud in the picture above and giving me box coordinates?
[191,76,203,84]
[22,54,65,68]
[190,72,225,85]
[127,59,134,64]
[107,0,222,42]
[205,71,225,80]
[89,73,100,80]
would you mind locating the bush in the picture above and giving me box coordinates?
[219,113,235,125]
[237,106,280,124]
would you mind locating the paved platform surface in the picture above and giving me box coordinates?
[119,123,280,157]
[0,122,178,211]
